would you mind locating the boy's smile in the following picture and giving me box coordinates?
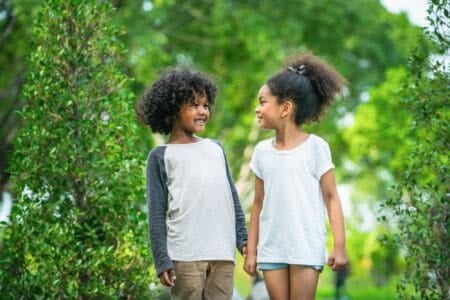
[172,94,210,136]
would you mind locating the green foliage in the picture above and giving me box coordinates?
[381,1,449,298]
[0,1,156,298]
[337,223,403,286]
[112,0,425,177]
[0,0,42,193]
[343,67,413,201]
[0,0,433,295]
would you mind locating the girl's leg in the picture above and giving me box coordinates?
[289,265,320,300]
[263,268,290,300]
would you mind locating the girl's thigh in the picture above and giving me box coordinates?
[289,265,320,300]
[262,268,290,300]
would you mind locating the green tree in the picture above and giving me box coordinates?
[343,67,412,201]
[0,0,42,198]
[0,1,155,298]
[382,0,449,298]
[108,1,425,212]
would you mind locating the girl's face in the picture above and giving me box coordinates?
[173,93,210,135]
[255,84,284,129]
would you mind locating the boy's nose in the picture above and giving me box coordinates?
[199,106,208,115]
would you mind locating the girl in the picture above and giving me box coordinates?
[243,53,348,300]
[136,67,247,300]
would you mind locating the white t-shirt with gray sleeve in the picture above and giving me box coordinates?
[249,134,334,265]
[147,138,247,276]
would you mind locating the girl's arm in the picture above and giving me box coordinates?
[244,175,264,276]
[320,169,348,271]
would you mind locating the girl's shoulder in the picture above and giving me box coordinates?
[252,138,274,155]
[255,138,273,149]
[308,133,330,147]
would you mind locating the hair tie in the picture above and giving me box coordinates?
[287,65,306,76]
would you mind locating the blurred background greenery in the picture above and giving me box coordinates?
[0,0,448,299]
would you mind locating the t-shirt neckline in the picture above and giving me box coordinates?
[166,137,207,146]
[269,134,314,154]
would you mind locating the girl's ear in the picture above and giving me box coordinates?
[281,100,294,118]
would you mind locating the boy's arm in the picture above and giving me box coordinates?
[226,160,248,252]
[214,140,248,252]
[320,169,348,271]
[147,147,174,277]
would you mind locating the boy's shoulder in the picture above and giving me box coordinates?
[207,138,223,147]
[147,145,167,161]
[149,144,167,154]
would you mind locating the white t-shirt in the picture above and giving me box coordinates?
[249,134,334,265]
[164,139,236,262]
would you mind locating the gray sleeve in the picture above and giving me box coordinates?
[146,146,174,277]
[212,140,248,252]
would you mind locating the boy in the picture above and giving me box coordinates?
[136,67,247,299]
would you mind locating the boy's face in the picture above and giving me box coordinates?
[173,94,210,135]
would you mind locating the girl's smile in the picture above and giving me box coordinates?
[255,84,284,129]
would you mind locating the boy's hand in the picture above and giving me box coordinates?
[327,247,348,271]
[159,268,176,287]
[242,245,248,257]
[243,253,257,276]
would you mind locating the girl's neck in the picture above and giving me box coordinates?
[273,123,308,150]
[167,130,202,144]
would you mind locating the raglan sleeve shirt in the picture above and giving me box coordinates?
[212,140,248,252]
[146,146,174,277]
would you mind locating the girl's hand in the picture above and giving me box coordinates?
[159,268,176,287]
[327,247,348,271]
[243,253,257,276]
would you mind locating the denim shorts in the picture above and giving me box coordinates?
[259,262,323,273]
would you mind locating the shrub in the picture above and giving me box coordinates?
[0,1,156,298]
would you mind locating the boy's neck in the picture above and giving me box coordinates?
[167,131,202,144]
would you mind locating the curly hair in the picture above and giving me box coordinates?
[136,67,217,134]
[267,52,347,125]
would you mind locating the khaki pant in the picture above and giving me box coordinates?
[171,260,234,300]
